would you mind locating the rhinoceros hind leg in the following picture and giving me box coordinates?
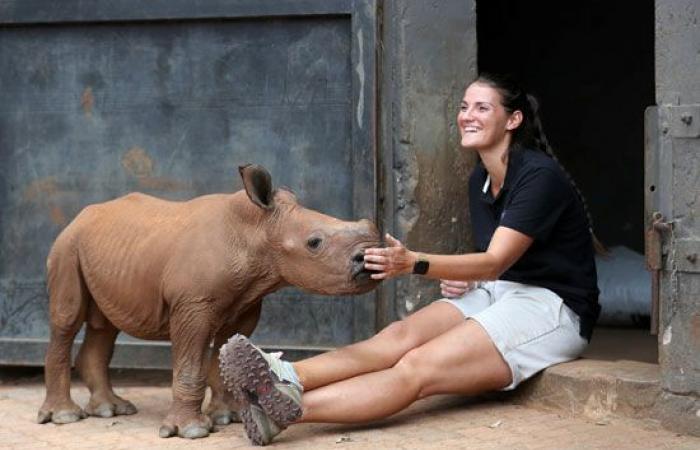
[38,326,88,424]
[38,248,89,425]
[76,315,138,418]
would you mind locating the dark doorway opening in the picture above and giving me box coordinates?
[476,0,654,253]
[476,0,656,357]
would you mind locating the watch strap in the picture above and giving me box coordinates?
[412,253,430,275]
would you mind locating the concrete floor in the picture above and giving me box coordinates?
[582,326,658,364]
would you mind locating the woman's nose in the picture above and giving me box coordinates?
[459,107,474,121]
[459,109,473,124]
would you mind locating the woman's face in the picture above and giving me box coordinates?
[457,82,520,152]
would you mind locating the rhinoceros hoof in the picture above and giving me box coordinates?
[37,407,88,424]
[85,399,138,418]
[159,423,210,439]
[159,414,213,439]
[181,423,211,439]
[209,408,241,425]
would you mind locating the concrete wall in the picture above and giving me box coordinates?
[655,0,700,436]
[377,0,477,325]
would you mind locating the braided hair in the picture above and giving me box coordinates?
[473,73,607,255]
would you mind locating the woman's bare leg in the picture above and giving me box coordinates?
[299,319,511,423]
[294,301,464,390]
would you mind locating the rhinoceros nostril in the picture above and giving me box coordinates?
[352,252,365,265]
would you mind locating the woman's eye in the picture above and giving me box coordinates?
[307,237,322,250]
[479,106,489,112]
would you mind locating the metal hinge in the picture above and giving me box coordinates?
[645,212,673,335]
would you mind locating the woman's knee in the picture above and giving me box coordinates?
[370,320,416,354]
[392,347,433,398]
[347,320,417,367]
[393,339,512,398]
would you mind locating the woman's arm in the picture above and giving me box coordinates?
[363,227,533,281]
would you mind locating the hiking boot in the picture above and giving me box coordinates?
[239,403,284,446]
[219,334,303,445]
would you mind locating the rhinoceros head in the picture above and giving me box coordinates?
[239,164,381,295]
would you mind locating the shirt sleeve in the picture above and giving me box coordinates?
[499,167,573,241]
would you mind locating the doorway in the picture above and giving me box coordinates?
[476,0,656,362]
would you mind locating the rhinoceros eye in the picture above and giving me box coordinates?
[307,236,323,251]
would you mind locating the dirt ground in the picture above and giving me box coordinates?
[1,367,699,449]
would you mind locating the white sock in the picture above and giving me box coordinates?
[268,351,303,391]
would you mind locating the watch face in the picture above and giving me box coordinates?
[413,259,429,275]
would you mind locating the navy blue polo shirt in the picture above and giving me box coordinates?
[469,147,600,340]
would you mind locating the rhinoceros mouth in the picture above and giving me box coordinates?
[352,265,380,282]
[350,242,383,283]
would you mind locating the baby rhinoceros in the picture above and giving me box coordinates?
[37,164,381,439]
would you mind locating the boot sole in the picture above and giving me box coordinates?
[219,334,302,427]
[239,407,266,446]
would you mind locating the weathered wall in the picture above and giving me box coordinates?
[655,0,700,436]
[377,0,477,325]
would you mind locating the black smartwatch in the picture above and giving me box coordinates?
[412,253,430,275]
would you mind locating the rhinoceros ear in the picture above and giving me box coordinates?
[239,164,274,210]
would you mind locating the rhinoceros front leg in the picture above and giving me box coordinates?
[159,304,215,439]
[205,302,262,425]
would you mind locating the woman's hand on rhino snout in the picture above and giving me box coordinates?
[363,233,416,280]
[440,280,475,298]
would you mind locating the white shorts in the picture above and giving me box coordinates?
[437,280,588,390]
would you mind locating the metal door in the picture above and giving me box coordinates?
[0,0,377,367]
[646,0,700,399]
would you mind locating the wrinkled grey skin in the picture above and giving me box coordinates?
[37,164,381,439]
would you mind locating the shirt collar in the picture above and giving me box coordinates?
[482,174,491,194]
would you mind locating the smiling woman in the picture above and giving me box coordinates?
[219,73,602,446]
[458,82,523,160]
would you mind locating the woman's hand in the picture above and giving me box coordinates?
[363,233,416,280]
[440,280,475,298]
